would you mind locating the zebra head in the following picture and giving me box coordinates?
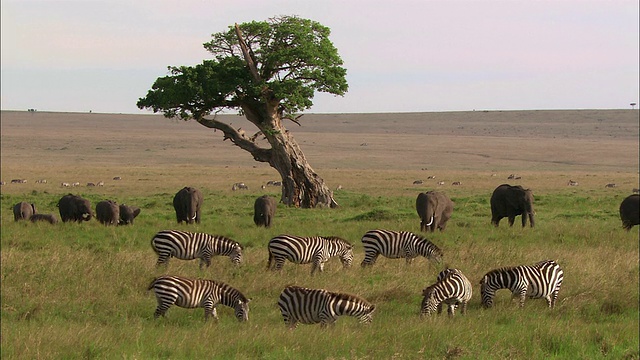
[339,245,354,268]
[326,236,354,268]
[233,298,250,322]
[479,275,495,308]
[420,286,439,317]
[357,304,376,325]
[230,243,244,265]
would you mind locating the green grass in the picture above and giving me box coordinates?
[1,186,639,360]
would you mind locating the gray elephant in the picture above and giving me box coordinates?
[254,195,277,227]
[119,204,141,225]
[30,214,59,224]
[13,202,36,221]
[57,194,93,223]
[490,184,535,227]
[96,200,120,225]
[619,194,639,231]
[415,191,454,232]
[173,186,203,224]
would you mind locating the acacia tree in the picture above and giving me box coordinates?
[137,16,347,208]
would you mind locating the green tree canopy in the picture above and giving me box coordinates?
[138,15,348,121]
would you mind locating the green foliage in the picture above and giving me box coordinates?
[1,188,638,359]
[138,16,348,119]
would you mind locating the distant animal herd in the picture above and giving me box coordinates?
[7,179,640,327]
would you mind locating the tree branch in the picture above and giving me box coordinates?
[195,116,272,162]
[234,23,261,82]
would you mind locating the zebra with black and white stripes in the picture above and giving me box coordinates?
[278,285,376,329]
[267,235,354,274]
[360,229,443,267]
[420,268,473,317]
[480,260,564,309]
[147,275,250,321]
[151,230,243,269]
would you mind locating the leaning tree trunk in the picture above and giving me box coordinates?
[268,125,338,208]
[244,101,338,208]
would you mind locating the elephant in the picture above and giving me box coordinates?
[96,200,120,226]
[13,202,36,221]
[57,194,93,223]
[490,184,535,227]
[173,186,203,224]
[415,191,454,232]
[254,195,277,227]
[619,194,639,231]
[119,204,141,225]
[29,214,59,224]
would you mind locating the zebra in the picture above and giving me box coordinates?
[151,230,243,269]
[420,268,472,317]
[278,285,375,329]
[147,275,250,321]
[267,235,354,275]
[360,229,443,267]
[480,260,564,309]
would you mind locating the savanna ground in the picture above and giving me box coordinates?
[1,109,639,359]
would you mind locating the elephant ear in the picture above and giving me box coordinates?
[131,207,141,219]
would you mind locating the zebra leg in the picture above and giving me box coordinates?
[274,258,285,271]
[517,290,527,307]
[550,290,559,309]
[447,304,455,317]
[154,294,176,318]
[436,303,443,315]
[319,317,336,329]
[156,253,170,267]
[460,301,467,315]
[360,252,379,267]
[199,255,212,270]
[311,253,323,275]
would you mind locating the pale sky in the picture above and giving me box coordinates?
[1,0,638,114]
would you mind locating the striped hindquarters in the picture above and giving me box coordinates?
[360,229,443,266]
[421,268,472,317]
[268,235,353,274]
[151,230,243,268]
[148,275,249,321]
[278,286,375,328]
[480,260,563,309]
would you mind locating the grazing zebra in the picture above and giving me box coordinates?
[480,260,564,309]
[278,285,375,329]
[148,275,250,321]
[360,229,443,267]
[267,235,354,275]
[151,230,243,269]
[420,268,472,317]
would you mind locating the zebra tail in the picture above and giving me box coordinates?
[147,277,159,291]
[267,251,274,270]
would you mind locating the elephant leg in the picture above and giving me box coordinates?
[508,216,516,227]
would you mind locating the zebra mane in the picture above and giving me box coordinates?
[330,290,370,305]
[484,266,520,276]
[211,279,249,303]
[322,236,352,246]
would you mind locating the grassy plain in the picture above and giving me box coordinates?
[1,109,639,359]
